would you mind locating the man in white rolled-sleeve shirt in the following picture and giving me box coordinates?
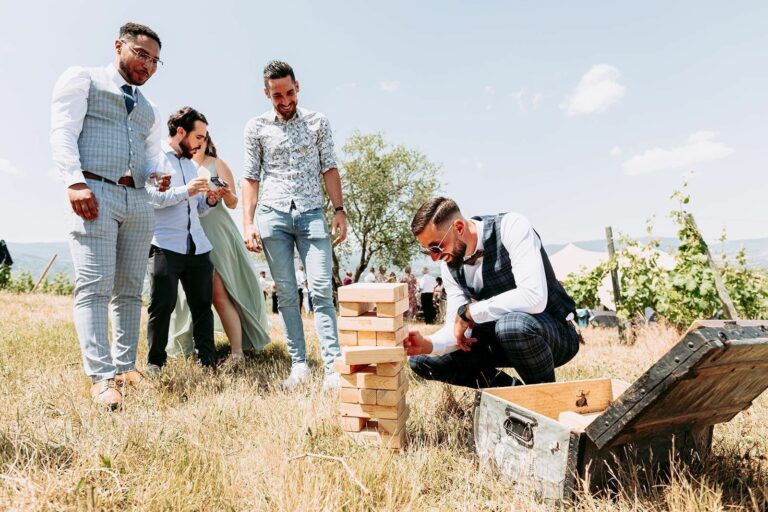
[404,197,581,389]
[50,22,168,409]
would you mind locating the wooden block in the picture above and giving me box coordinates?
[333,359,368,375]
[338,313,404,333]
[358,370,405,391]
[339,397,406,420]
[342,346,405,366]
[340,416,366,432]
[377,379,408,406]
[357,330,377,346]
[340,368,376,388]
[375,297,409,318]
[376,361,404,377]
[339,387,360,403]
[373,405,409,434]
[376,325,408,346]
[338,283,407,304]
[359,388,377,404]
[339,330,358,346]
[339,302,373,317]
[347,426,406,449]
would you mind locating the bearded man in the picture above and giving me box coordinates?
[404,197,581,389]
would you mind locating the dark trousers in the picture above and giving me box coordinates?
[421,293,436,324]
[409,311,580,389]
[146,246,216,368]
[297,288,304,311]
[271,292,278,314]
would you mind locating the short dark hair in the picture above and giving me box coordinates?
[119,22,162,49]
[263,60,295,88]
[411,197,462,236]
[167,107,207,137]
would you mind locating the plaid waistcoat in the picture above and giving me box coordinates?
[78,69,155,188]
[448,214,576,322]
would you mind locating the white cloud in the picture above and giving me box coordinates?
[509,88,544,112]
[610,146,623,157]
[379,81,401,93]
[0,157,20,175]
[622,131,734,176]
[560,64,625,116]
[532,92,543,108]
[483,85,495,96]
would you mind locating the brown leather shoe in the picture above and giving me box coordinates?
[90,379,122,410]
[115,370,154,391]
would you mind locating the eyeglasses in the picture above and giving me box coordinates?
[421,224,453,256]
[120,40,163,67]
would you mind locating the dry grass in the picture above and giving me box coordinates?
[1,291,767,511]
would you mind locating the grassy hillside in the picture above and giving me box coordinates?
[1,293,767,510]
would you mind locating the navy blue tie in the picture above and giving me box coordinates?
[121,84,135,114]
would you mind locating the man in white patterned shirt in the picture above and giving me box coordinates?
[242,60,347,390]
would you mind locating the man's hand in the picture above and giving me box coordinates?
[454,314,477,352]
[243,223,263,253]
[157,174,172,192]
[404,329,433,356]
[186,177,209,197]
[206,187,226,205]
[68,183,99,221]
[332,211,347,246]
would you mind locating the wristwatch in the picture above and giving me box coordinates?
[457,303,471,323]
[334,205,345,213]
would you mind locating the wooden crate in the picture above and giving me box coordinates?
[473,320,768,502]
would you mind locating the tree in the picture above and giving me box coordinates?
[327,132,440,284]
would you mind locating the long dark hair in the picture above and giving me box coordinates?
[204,133,218,158]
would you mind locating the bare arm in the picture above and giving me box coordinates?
[242,178,262,253]
[322,168,347,245]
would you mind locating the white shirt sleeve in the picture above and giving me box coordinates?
[142,103,164,180]
[468,213,548,324]
[50,66,91,187]
[425,263,465,356]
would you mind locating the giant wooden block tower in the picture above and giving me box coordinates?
[335,283,409,449]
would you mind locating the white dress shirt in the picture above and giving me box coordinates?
[296,269,307,289]
[50,63,163,187]
[146,141,213,255]
[363,272,377,283]
[419,273,437,293]
[428,213,548,356]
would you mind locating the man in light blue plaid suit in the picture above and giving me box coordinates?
[404,197,581,389]
[50,23,168,409]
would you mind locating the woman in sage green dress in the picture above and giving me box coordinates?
[167,134,271,365]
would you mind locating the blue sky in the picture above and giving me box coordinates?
[1,1,766,246]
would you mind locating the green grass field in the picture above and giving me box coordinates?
[1,292,767,510]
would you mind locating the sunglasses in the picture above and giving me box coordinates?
[421,224,453,256]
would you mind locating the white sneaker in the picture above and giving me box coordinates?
[282,362,311,389]
[322,372,341,392]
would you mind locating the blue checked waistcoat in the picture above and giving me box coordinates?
[448,214,577,322]
[78,74,155,188]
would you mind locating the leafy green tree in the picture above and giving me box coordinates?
[8,270,35,293]
[722,247,768,319]
[41,272,76,296]
[328,132,440,283]
[563,263,608,309]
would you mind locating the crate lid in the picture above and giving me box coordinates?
[586,320,768,450]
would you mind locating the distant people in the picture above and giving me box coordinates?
[166,130,271,367]
[51,22,168,409]
[404,197,580,388]
[342,271,353,286]
[419,267,437,324]
[363,267,377,283]
[399,266,418,318]
[376,265,388,283]
[259,271,268,301]
[242,60,347,390]
[145,107,225,374]
[270,281,278,314]
[296,265,307,312]
[387,271,397,283]
[433,276,446,322]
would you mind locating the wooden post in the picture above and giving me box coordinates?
[32,254,57,293]
[685,213,739,320]
[605,227,625,340]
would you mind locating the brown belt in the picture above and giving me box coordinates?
[82,171,135,188]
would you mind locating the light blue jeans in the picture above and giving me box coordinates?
[256,204,340,373]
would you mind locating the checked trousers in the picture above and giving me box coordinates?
[409,311,580,389]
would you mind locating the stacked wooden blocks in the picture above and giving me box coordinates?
[335,283,409,449]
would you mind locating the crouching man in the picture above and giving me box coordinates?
[404,197,581,388]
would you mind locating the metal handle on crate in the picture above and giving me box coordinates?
[503,407,537,448]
